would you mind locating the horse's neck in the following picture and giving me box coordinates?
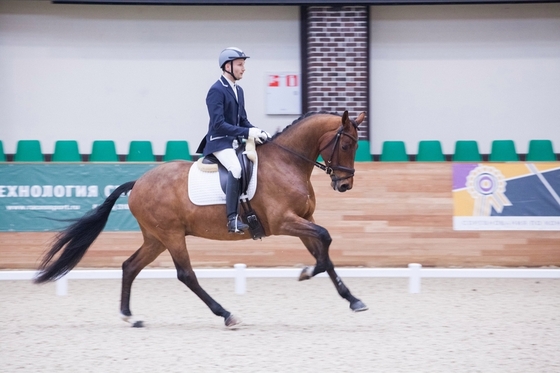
[275,116,336,162]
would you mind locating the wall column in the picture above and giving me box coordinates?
[302,5,369,139]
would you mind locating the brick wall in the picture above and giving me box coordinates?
[304,5,369,139]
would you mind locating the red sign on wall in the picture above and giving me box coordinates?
[268,75,279,87]
[266,72,301,115]
[286,74,298,87]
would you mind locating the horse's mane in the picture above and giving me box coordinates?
[270,111,341,140]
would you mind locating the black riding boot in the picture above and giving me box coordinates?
[226,172,249,234]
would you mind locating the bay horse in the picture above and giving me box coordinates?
[34,110,368,327]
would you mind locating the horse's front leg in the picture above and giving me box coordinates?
[299,235,368,312]
[296,224,332,280]
[325,266,368,312]
[280,218,368,312]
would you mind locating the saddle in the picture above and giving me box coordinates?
[197,147,254,196]
[195,139,265,240]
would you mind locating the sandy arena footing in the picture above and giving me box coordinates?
[1,277,559,372]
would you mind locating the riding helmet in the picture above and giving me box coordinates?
[219,47,250,69]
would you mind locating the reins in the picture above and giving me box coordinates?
[266,119,359,182]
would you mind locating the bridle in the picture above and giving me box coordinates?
[267,119,359,182]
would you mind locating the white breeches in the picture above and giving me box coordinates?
[213,148,242,179]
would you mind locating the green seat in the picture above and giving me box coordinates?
[416,140,445,162]
[52,140,81,162]
[380,141,408,162]
[452,140,482,162]
[355,139,372,162]
[90,140,119,162]
[14,140,44,162]
[126,141,155,162]
[526,140,556,161]
[489,140,519,162]
[0,141,5,162]
[163,140,192,161]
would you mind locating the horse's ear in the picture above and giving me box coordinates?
[355,112,366,127]
[341,110,349,128]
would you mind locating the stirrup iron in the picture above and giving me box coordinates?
[228,214,248,234]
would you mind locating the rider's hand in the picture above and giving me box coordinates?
[248,128,270,144]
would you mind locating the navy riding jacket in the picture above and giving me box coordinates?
[196,76,255,155]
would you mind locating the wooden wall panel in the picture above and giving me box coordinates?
[1,163,559,270]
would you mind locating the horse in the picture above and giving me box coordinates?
[34,110,368,327]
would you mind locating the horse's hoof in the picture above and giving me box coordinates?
[120,312,144,327]
[298,266,314,281]
[120,312,130,322]
[225,314,242,328]
[350,300,369,312]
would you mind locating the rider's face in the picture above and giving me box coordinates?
[228,59,246,80]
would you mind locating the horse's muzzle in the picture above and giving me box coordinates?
[331,176,353,192]
[337,182,352,192]
[329,166,355,192]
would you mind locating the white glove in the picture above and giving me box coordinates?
[248,128,269,144]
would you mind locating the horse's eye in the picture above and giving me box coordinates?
[342,145,349,151]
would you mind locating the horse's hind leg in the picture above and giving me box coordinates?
[164,235,241,327]
[120,234,166,327]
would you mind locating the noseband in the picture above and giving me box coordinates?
[317,122,359,182]
[268,119,359,182]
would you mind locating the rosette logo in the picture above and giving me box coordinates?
[466,166,512,216]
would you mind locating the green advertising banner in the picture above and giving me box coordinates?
[0,163,157,232]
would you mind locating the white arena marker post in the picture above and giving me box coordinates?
[408,263,422,294]
[56,275,68,296]
[234,263,247,295]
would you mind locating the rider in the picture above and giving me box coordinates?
[196,47,270,234]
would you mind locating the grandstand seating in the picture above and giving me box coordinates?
[14,140,44,162]
[163,140,192,161]
[416,140,445,162]
[0,141,5,162]
[355,139,372,162]
[489,140,519,162]
[526,140,556,161]
[90,140,119,162]
[452,140,482,162]
[52,140,81,162]
[2,138,557,163]
[126,141,155,162]
[380,141,408,162]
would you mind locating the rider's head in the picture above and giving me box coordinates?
[219,47,250,81]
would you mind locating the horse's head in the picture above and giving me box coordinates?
[319,111,366,192]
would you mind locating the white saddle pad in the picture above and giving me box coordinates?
[188,153,258,206]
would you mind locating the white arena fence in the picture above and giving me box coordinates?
[1,263,559,296]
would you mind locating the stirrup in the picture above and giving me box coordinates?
[227,215,249,234]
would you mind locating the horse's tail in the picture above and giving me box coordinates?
[34,181,136,284]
